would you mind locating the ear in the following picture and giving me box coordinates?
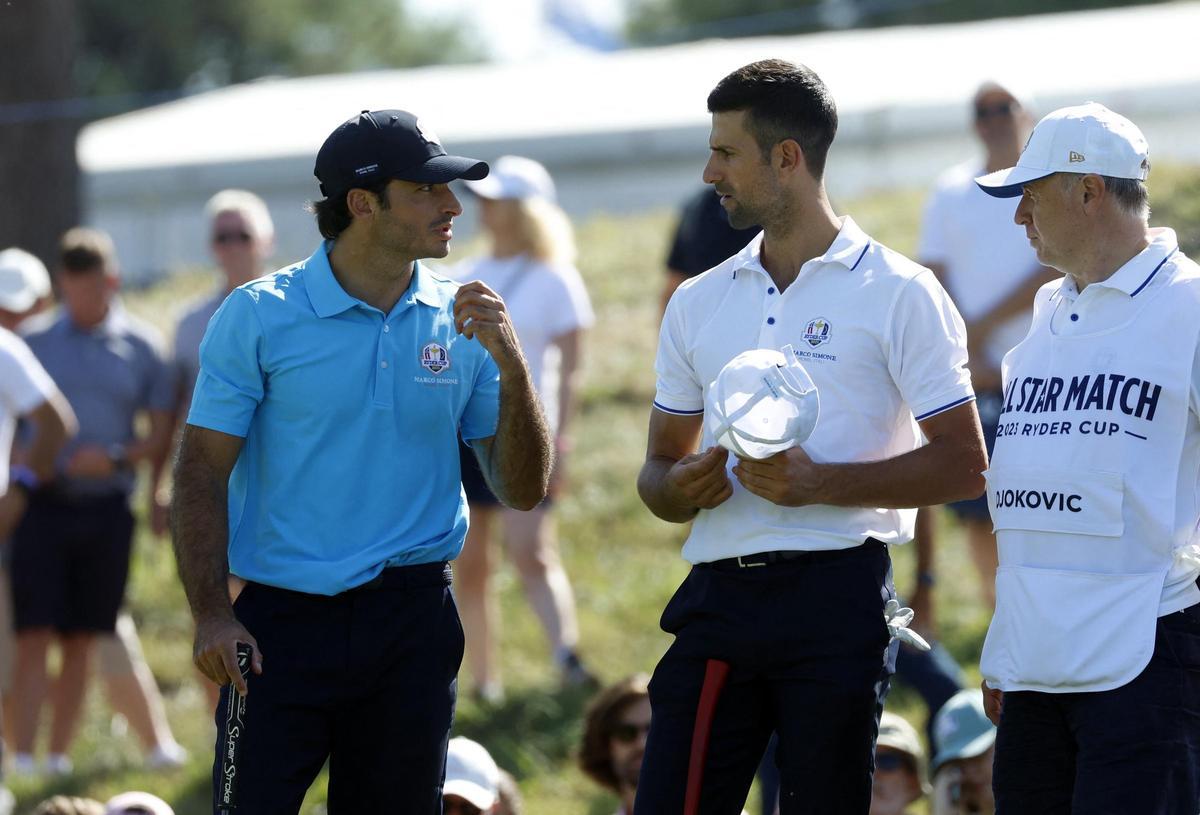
[346,188,379,219]
[1079,174,1106,213]
[774,139,806,177]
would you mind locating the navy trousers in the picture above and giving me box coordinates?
[633,540,895,815]
[211,562,464,815]
[993,601,1200,815]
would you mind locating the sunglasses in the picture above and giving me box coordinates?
[443,800,482,815]
[213,231,252,245]
[612,721,652,743]
[975,101,1017,121]
[875,751,916,774]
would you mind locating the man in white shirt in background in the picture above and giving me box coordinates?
[916,80,1055,610]
[976,102,1200,814]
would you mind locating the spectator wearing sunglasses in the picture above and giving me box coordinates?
[870,712,929,815]
[914,81,1054,616]
[579,674,652,815]
[173,190,276,443]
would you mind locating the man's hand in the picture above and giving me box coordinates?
[454,281,522,370]
[194,615,263,697]
[665,446,733,512]
[732,445,823,507]
[65,445,117,479]
[0,489,28,540]
[982,679,1003,726]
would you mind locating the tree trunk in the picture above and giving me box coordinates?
[0,0,80,271]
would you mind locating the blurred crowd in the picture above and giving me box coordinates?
[0,76,1046,813]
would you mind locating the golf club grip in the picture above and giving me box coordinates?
[218,642,253,813]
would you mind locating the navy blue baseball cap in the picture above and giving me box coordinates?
[313,110,489,199]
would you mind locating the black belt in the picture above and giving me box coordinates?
[705,538,886,572]
[347,561,452,592]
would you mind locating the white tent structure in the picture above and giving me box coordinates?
[79,2,1200,281]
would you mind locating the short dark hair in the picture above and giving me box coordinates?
[59,227,116,274]
[307,178,393,240]
[578,673,650,792]
[707,59,838,180]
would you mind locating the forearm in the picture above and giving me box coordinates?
[637,455,698,523]
[810,438,985,509]
[974,266,1056,338]
[170,449,235,623]
[487,364,552,511]
[24,401,71,483]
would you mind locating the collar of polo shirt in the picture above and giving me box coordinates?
[729,218,872,280]
[1051,228,1179,302]
[305,241,445,318]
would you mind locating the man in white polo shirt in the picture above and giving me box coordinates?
[975,103,1200,813]
[636,59,987,814]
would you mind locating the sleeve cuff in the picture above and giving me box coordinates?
[652,400,704,416]
[913,392,976,422]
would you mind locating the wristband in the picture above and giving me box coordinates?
[9,464,38,494]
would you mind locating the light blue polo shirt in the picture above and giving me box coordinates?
[188,242,501,595]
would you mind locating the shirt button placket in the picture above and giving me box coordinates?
[375,319,394,406]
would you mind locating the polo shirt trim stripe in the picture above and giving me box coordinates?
[653,401,704,416]
[1129,248,1177,297]
[850,242,871,271]
[914,394,975,421]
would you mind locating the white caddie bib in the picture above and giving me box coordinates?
[982,255,1200,693]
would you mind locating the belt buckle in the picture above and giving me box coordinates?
[736,555,766,568]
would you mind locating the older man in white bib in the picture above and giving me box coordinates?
[975,103,1200,814]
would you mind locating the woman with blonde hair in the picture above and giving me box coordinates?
[452,156,595,700]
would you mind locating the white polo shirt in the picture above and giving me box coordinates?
[0,325,57,493]
[918,161,1042,368]
[982,228,1200,692]
[655,216,975,564]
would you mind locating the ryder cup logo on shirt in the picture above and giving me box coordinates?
[421,342,450,374]
[803,318,832,348]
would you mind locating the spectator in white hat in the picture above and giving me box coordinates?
[870,711,929,815]
[929,690,995,815]
[103,791,174,815]
[444,736,502,814]
[450,155,596,698]
[0,247,53,330]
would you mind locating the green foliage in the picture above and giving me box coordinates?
[75,0,478,97]
[1150,162,1200,258]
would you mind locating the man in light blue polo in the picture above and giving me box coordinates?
[170,109,552,814]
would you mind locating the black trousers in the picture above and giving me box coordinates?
[10,490,133,633]
[211,562,464,815]
[993,601,1200,815]
[634,540,895,815]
